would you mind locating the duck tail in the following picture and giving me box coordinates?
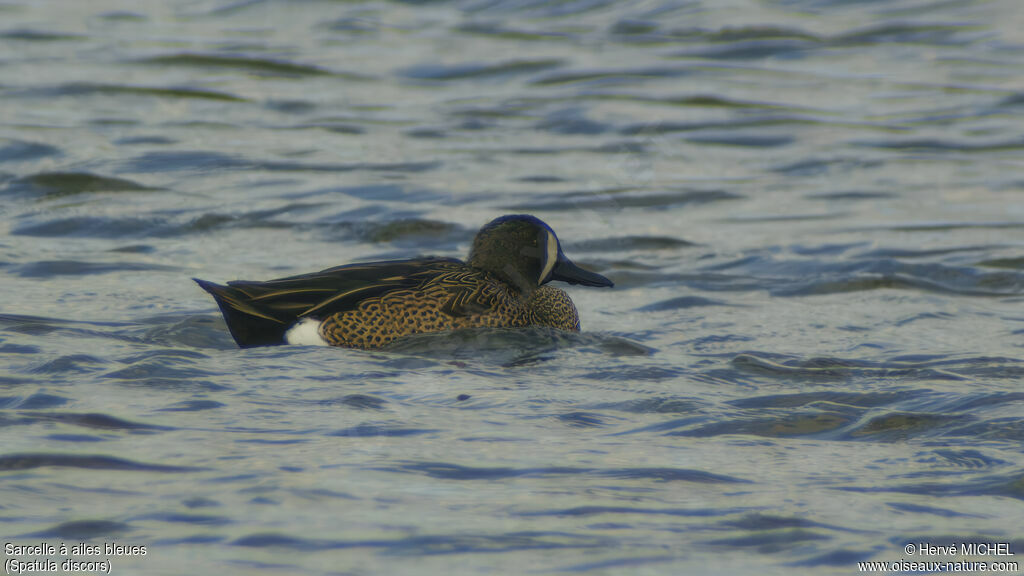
[194,278,289,348]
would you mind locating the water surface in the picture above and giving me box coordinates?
[1,0,1023,574]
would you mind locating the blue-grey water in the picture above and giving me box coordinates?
[2,0,1023,574]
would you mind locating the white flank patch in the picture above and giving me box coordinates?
[539,230,558,284]
[285,318,329,346]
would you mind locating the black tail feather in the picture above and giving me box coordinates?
[194,278,289,348]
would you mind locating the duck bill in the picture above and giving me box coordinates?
[550,255,614,287]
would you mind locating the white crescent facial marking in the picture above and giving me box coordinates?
[539,230,558,285]
[285,317,329,346]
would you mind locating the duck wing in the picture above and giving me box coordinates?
[195,257,463,347]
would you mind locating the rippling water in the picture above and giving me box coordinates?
[2,0,1023,574]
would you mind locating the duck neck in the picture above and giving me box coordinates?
[471,262,536,297]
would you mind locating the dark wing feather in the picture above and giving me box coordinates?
[196,257,463,347]
[436,270,501,317]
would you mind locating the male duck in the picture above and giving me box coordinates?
[195,214,613,349]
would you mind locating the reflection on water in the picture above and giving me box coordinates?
[2,0,1023,574]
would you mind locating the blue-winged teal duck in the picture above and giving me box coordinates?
[195,214,613,349]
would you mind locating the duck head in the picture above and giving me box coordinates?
[468,214,614,293]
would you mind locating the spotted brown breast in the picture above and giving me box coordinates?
[317,269,578,348]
